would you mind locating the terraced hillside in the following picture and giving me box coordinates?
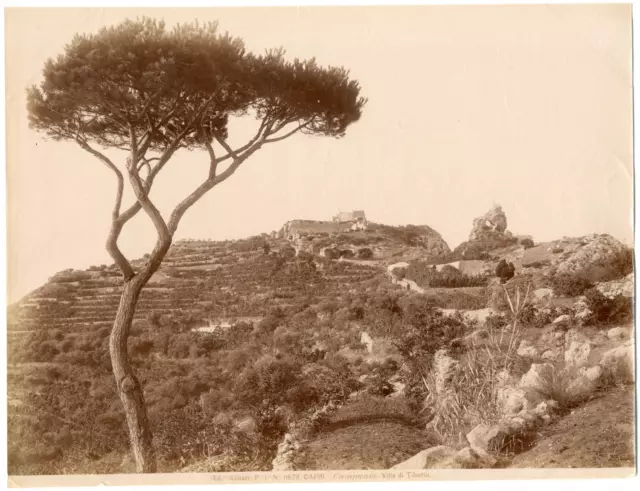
[7,236,382,337]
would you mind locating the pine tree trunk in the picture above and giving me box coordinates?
[110,279,157,473]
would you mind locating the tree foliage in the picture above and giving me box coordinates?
[28,18,366,150]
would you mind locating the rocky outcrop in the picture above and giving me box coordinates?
[450,205,522,259]
[554,234,630,278]
[469,205,508,241]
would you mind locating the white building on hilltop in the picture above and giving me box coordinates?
[333,210,367,223]
[333,210,368,231]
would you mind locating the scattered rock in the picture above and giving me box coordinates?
[541,350,558,361]
[235,416,257,434]
[389,375,406,397]
[519,363,554,392]
[517,340,539,358]
[496,386,529,416]
[534,400,559,418]
[496,369,515,387]
[574,308,593,324]
[516,408,541,425]
[552,315,572,327]
[533,288,554,303]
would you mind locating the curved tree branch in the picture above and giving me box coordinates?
[213,118,272,164]
[75,137,134,279]
[264,120,312,144]
[166,135,267,236]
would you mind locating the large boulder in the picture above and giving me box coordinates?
[564,340,595,369]
[555,234,630,278]
[599,341,634,381]
[566,366,603,401]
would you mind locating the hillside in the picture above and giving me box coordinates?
[6,209,635,475]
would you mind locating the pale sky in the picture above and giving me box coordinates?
[5,5,633,303]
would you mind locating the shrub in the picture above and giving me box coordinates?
[495,259,515,283]
[520,238,535,249]
[550,272,594,297]
[323,248,339,260]
[357,248,374,260]
[584,288,633,325]
[405,262,487,288]
[517,304,556,329]
[530,366,596,411]
[279,246,296,260]
[583,247,634,283]
[393,307,466,367]
[294,250,311,262]
[609,247,634,278]
[339,249,355,259]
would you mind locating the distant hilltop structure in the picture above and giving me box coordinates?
[333,210,368,231]
[279,210,368,240]
[333,210,366,223]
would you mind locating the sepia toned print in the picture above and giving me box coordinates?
[4,4,635,485]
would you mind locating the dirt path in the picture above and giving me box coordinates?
[509,385,636,468]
